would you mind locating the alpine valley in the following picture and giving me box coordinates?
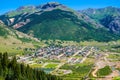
[0,2,120,80]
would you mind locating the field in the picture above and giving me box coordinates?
[0,36,34,55]
[113,77,120,80]
[108,54,120,59]
[30,64,43,68]
[0,36,47,55]
[0,77,4,80]
[45,63,58,68]
[61,64,93,79]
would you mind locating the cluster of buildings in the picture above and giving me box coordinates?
[17,46,97,64]
[35,46,81,60]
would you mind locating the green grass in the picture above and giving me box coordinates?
[30,64,42,68]
[0,76,4,80]
[97,66,112,77]
[45,63,58,69]
[0,24,42,55]
[0,36,35,55]
[61,63,93,79]
[0,25,8,37]
[60,58,94,79]
[80,40,120,53]
[113,77,120,80]
[36,59,61,63]
[108,54,120,59]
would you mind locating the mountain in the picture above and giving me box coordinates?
[0,3,120,42]
[0,23,43,54]
[0,2,70,28]
[4,2,68,18]
[79,6,120,34]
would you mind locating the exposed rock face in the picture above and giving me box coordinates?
[0,2,68,28]
[79,7,120,34]
[13,19,30,29]
[0,20,4,24]
[37,2,62,9]
[100,16,120,33]
[36,2,68,11]
[109,17,120,33]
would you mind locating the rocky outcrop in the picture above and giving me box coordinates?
[13,19,30,29]
[101,16,120,33]
[79,7,120,34]
[37,2,62,10]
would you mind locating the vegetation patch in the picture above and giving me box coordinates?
[30,64,42,68]
[97,66,112,77]
[113,77,120,80]
[61,63,93,79]
[108,54,120,59]
[45,63,58,69]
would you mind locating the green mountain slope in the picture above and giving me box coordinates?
[17,9,119,42]
[0,23,45,54]
[0,3,120,42]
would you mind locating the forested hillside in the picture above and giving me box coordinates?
[17,9,120,42]
[0,52,62,80]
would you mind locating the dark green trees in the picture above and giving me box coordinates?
[0,52,62,80]
[2,52,9,70]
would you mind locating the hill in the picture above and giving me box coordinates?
[17,9,120,42]
[0,23,45,55]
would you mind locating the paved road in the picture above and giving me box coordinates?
[68,47,86,63]
[80,47,93,63]
[17,56,32,62]
[52,47,87,73]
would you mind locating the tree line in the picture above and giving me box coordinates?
[0,52,62,80]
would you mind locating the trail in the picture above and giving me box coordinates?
[92,67,98,77]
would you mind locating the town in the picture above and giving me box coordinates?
[17,46,96,73]
[17,46,120,80]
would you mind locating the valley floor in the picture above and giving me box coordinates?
[16,46,120,80]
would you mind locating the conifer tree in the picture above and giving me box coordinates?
[13,63,21,80]
[20,63,26,76]
[0,61,3,76]
[0,52,2,60]
[10,56,17,70]
[2,52,8,70]
[0,52,62,80]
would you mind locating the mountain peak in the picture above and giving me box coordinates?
[36,2,66,10]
